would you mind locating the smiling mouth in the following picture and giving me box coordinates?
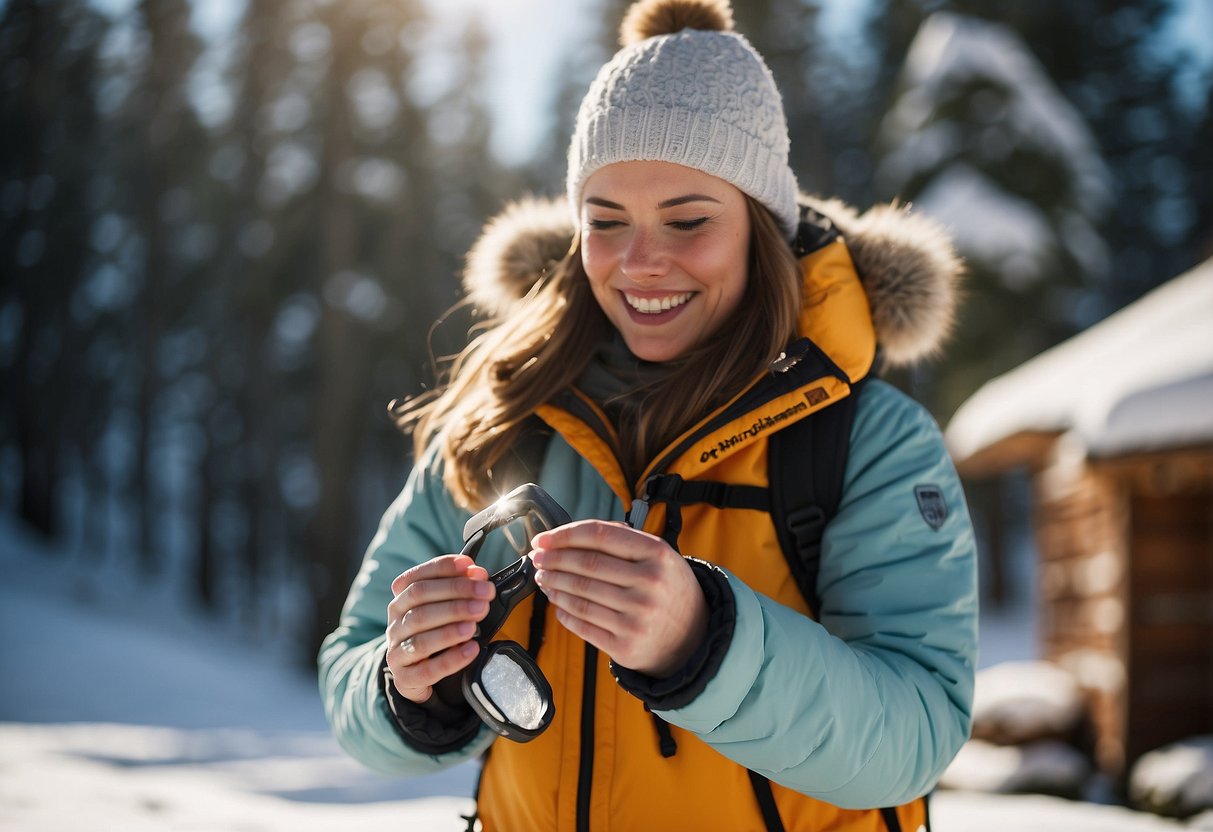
[623,292,694,314]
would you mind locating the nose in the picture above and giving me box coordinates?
[620,228,668,282]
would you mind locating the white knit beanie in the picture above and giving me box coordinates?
[566,0,799,239]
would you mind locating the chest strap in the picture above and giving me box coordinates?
[630,473,770,551]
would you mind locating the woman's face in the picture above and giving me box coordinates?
[580,161,750,363]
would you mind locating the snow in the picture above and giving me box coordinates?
[0,515,1195,830]
[941,739,1091,796]
[913,165,1054,289]
[970,661,1084,745]
[880,12,1114,291]
[937,791,1188,831]
[898,13,1110,215]
[1131,737,1213,818]
[946,258,1213,467]
[0,517,478,830]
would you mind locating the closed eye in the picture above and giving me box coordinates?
[669,217,708,231]
[587,219,624,230]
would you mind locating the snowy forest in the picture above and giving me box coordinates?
[2,0,1210,673]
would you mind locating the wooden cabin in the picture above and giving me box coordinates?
[945,259,1213,780]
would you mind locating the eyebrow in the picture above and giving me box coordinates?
[584,194,722,210]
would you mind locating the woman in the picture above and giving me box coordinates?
[319,1,977,830]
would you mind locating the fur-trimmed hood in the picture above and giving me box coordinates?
[461,194,962,367]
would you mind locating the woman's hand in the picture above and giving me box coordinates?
[530,520,708,677]
[386,554,495,704]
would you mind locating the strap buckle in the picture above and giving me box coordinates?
[787,505,826,551]
[628,474,684,529]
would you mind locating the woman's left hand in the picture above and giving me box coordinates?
[530,520,708,677]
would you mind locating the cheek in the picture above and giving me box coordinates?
[581,242,610,284]
[695,240,746,291]
[580,246,614,311]
[707,237,750,314]
[711,277,747,323]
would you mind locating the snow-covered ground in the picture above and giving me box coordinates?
[0,516,1195,831]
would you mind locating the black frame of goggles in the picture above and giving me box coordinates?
[457,483,570,742]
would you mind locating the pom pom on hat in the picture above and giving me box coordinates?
[619,0,734,46]
[568,0,799,238]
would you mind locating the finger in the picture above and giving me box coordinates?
[541,584,625,635]
[389,596,490,643]
[552,604,618,657]
[390,572,495,619]
[530,545,641,589]
[391,554,479,595]
[531,519,664,563]
[391,620,478,666]
[534,565,633,609]
[391,641,481,699]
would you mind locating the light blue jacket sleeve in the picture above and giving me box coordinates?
[657,380,978,808]
[317,449,496,775]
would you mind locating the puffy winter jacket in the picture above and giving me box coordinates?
[319,197,977,831]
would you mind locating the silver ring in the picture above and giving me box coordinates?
[398,637,416,654]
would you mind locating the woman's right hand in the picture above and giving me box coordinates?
[386,554,496,705]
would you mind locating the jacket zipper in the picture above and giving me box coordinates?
[576,644,597,832]
[546,391,613,832]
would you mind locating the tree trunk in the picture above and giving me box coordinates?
[303,7,375,660]
[195,433,218,609]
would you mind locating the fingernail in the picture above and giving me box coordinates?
[457,621,475,637]
[531,550,545,567]
[473,580,492,598]
[534,569,546,586]
[462,642,478,658]
[469,600,488,615]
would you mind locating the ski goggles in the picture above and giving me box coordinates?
[458,483,570,742]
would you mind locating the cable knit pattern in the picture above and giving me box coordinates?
[567,27,799,238]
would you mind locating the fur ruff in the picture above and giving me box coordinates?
[461,194,962,368]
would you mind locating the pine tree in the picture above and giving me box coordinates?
[198,0,299,626]
[878,12,1111,417]
[108,0,208,575]
[865,0,1210,418]
[298,0,443,660]
[0,0,110,540]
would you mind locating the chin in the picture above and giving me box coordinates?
[622,336,683,364]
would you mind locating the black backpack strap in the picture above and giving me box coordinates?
[747,771,787,832]
[748,382,862,832]
[767,381,863,616]
[747,773,904,832]
[634,378,861,614]
[627,378,866,832]
[460,748,490,832]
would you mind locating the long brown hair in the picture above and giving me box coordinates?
[395,197,801,509]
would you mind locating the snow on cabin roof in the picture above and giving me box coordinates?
[945,258,1213,472]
